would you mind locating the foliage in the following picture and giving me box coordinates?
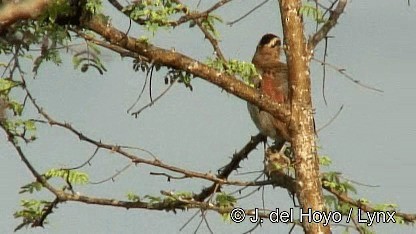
[42,0,72,23]
[127,192,141,202]
[206,58,258,85]
[85,0,103,15]
[319,155,332,166]
[322,171,357,194]
[44,168,89,185]
[13,199,52,231]
[123,0,186,33]
[198,14,223,38]
[215,192,237,208]
[0,79,22,95]
[165,68,194,91]
[2,119,37,142]
[215,192,237,222]
[300,4,325,24]
[18,169,89,195]
[72,42,107,75]
[13,169,89,229]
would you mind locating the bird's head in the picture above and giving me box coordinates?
[253,33,282,66]
[258,34,281,48]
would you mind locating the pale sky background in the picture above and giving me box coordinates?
[1,0,416,233]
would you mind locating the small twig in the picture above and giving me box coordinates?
[194,211,205,233]
[89,163,133,184]
[202,213,214,234]
[317,105,343,133]
[235,187,261,200]
[323,181,416,224]
[227,0,269,26]
[23,88,272,186]
[242,221,262,234]
[32,197,60,228]
[320,0,338,17]
[230,172,263,196]
[312,57,384,93]
[127,71,149,113]
[288,222,296,234]
[76,30,148,62]
[322,36,330,105]
[339,174,380,188]
[170,0,228,61]
[182,183,218,233]
[64,147,100,170]
[351,215,366,234]
[148,66,154,102]
[180,209,201,231]
[130,77,177,117]
[150,172,187,181]
[308,0,347,49]
[234,170,264,175]
[194,134,265,201]
[261,173,266,209]
[118,144,158,159]
[109,0,233,29]
[195,19,226,61]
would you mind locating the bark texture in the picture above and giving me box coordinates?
[278,1,330,233]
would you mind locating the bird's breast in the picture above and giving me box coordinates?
[261,73,286,103]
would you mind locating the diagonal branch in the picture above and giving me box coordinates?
[107,0,233,28]
[194,133,265,201]
[82,15,290,123]
[308,0,348,49]
[22,84,275,187]
[0,0,51,33]
[324,183,416,224]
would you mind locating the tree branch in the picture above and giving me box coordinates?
[0,0,51,33]
[308,0,348,49]
[82,15,290,123]
[278,0,329,232]
[324,183,416,224]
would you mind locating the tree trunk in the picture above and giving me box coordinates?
[278,1,330,233]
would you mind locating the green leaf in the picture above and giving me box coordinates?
[215,192,237,208]
[44,168,89,185]
[205,58,258,85]
[300,4,326,24]
[126,192,141,202]
[319,155,332,166]
[0,79,21,93]
[19,181,44,194]
[86,0,103,15]
[324,195,337,209]
[144,195,162,204]
[373,203,397,211]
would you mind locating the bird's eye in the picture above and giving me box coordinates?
[272,40,281,47]
[268,38,281,48]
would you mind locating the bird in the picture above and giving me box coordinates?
[247,33,290,148]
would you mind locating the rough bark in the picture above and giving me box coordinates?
[0,0,51,33]
[278,1,330,233]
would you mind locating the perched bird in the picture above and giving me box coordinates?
[247,34,290,147]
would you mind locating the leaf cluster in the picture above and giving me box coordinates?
[206,58,258,86]
[300,4,326,24]
[14,168,88,230]
[123,0,185,33]
[13,199,52,231]
[72,42,107,75]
